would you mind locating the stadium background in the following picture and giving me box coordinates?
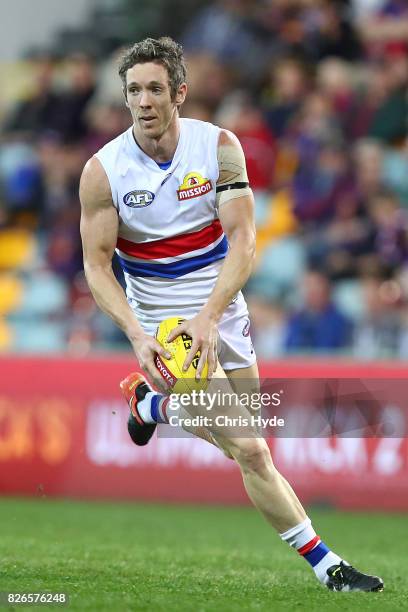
[0,1,407,609]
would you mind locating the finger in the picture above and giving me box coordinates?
[206,345,214,380]
[204,345,214,380]
[182,341,200,372]
[196,347,209,380]
[212,343,218,375]
[167,323,186,343]
[154,340,171,360]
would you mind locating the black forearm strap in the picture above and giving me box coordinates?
[216,182,249,193]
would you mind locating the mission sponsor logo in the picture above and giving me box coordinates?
[123,189,155,208]
[177,172,213,201]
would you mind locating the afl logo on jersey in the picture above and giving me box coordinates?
[123,190,155,208]
[177,172,213,201]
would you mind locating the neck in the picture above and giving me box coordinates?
[133,111,180,163]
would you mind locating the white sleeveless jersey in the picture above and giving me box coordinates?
[95,118,246,328]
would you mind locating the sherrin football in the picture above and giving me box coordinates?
[155,317,209,394]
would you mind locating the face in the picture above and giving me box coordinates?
[303,273,331,312]
[275,62,304,101]
[370,196,397,226]
[124,62,186,140]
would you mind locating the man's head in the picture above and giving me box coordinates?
[119,37,186,99]
[118,37,187,139]
[302,269,332,313]
[368,188,399,227]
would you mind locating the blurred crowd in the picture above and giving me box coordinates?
[0,0,407,359]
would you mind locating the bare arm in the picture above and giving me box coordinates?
[204,129,256,321]
[80,157,139,337]
[168,130,256,377]
[80,157,170,389]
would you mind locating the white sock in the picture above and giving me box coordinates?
[135,391,182,425]
[313,551,345,584]
[136,392,157,423]
[280,517,344,584]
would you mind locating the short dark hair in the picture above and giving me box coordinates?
[118,36,187,98]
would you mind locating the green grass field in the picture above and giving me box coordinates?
[0,497,406,611]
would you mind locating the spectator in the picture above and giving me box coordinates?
[353,276,402,358]
[85,102,129,155]
[263,57,309,139]
[316,58,355,129]
[3,53,96,142]
[367,188,408,271]
[306,187,375,281]
[383,138,408,206]
[2,54,59,136]
[247,294,286,359]
[292,137,351,226]
[307,0,362,62]
[346,60,407,143]
[285,269,353,352]
[182,0,274,85]
[356,0,408,60]
[353,139,386,201]
[183,53,231,111]
[52,53,96,142]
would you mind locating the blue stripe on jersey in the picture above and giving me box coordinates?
[304,542,330,567]
[118,236,228,278]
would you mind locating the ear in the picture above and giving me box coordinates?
[175,82,187,108]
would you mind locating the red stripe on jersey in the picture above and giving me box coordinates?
[298,536,321,556]
[117,220,223,260]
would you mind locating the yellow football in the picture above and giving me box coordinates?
[155,316,209,394]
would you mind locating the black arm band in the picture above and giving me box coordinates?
[216,181,250,193]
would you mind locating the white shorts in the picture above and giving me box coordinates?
[136,291,257,371]
[217,295,257,370]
